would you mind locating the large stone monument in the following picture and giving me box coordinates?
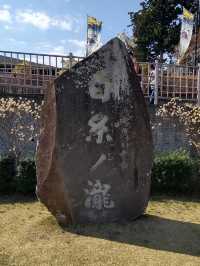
[36,38,153,225]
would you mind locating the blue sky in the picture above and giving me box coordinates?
[0,0,140,56]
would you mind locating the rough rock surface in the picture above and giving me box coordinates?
[36,38,153,225]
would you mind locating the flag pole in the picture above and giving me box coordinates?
[86,15,89,57]
[195,0,200,65]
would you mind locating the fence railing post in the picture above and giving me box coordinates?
[197,63,200,106]
[69,52,73,69]
[154,60,159,105]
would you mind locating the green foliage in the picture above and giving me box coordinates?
[0,156,16,194]
[129,0,197,61]
[0,158,36,195]
[15,160,36,195]
[0,153,199,196]
[151,150,199,194]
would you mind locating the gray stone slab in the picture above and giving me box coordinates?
[36,37,153,225]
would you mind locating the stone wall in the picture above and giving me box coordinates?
[0,96,41,159]
[148,106,190,153]
[0,99,190,157]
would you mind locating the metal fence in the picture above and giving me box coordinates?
[138,61,200,105]
[0,50,84,70]
[0,51,84,96]
[0,50,200,104]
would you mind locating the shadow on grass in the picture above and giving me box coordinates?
[0,194,37,204]
[66,214,200,257]
[150,194,200,203]
[0,195,199,257]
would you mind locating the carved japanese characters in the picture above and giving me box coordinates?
[36,38,153,225]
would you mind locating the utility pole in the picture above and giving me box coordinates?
[194,0,200,65]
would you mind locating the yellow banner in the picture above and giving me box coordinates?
[88,16,102,27]
[183,7,194,21]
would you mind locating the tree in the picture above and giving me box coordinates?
[0,97,41,161]
[129,0,197,61]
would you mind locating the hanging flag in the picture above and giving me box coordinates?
[87,16,102,56]
[179,7,194,61]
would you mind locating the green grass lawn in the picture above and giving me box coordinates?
[0,196,200,266]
